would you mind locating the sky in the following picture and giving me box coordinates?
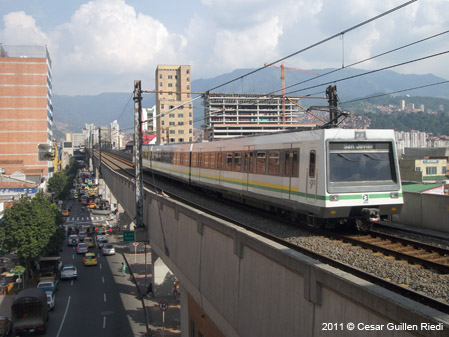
[1,0,449,96]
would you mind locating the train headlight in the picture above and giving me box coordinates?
[390,192,399,198]
[330,195,339,201]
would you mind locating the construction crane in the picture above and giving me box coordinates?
[264,62,319,123]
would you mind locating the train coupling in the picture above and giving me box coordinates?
[361,208,380,222]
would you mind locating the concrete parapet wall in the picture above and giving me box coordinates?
[95,158,449,337]
[394,192,449,233]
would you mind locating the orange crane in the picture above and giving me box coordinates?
[264,62,319,123]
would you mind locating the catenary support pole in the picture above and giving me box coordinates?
[133,80,144,228]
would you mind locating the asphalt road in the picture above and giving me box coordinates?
[35,198,144,337]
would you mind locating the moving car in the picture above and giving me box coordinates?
[60,265,78,280]
[102,243,115,256]
[68,234,79,246]
[83,253,97,266]
[76,243,88,254]
[84,237,94,248]
[61,209,69,217]
[46,293,55,311]
[36,280,57,295]
[97,237,108,249]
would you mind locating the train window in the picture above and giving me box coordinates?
[182,153,189,166]
[243,152,250,172]
[233,152,242,172]
[203,153,210,168]
[217,152,224,169]
[192,153,198,167]
[268,151,280,175]
[226,153,233,171]
[309,150,316,178]
[256,152,266,174]
[210,152,217,169]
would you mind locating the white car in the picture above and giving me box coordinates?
[47,293,55,311]
[37,280,57,295]
[60,265,78,280]
[76,243,88,254]
[102,243,115,256]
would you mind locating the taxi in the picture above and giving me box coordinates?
[89,202,97,209]
[83,253,98,266]
[61,209,69,217]
[84,237,94,248]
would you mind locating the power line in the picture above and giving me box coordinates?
[272,29,449,95]
[206,0,418,93]
[285,50,449,96]
[340,80,449,104]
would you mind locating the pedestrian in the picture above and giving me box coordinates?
[81,206,85,213]
[172,282,179,301]
[121,262,126,276]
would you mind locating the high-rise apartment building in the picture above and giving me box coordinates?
[0,45,54,182]
[155,65,193,144]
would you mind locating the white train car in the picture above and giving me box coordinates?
[142,128,403,230]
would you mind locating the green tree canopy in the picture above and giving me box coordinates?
[0,193,63,278]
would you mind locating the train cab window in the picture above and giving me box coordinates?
[233,152,242,172]
[226,153,233,171]
[268,151,280,175]
[309,150,316,178]
[210,152,217,169]
[256,152,266,174]
[285,150,299,176]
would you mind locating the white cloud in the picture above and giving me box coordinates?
[0,11,49,45]
[58,0,186,74]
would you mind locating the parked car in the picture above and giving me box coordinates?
[60,265,78,280]
[68,234,79,246]
[83,253,98,266]
[76,243,88,254]
[102,243,115,256]
[36,280,57,295]
[46,293,55,311]
[0,316,11,337]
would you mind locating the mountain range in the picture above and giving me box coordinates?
[53,67,449,139]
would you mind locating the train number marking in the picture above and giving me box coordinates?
[362,194,369,203]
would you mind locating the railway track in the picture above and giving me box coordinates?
[325,230,449,274]
[96,150,449,314]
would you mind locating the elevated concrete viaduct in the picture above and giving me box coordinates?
[93,156,449,337]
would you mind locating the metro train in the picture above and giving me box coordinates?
[142,128,403,231]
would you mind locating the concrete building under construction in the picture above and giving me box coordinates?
[203,93,315,141]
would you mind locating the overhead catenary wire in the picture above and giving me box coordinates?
[205,0,418,93]
[285,50,449,96]
[272,29,449,96]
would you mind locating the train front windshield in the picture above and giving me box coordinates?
[327,142,398,192]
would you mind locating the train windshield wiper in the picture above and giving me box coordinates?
[364,153,388,161]
[337,154,358,162]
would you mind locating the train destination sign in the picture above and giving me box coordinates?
[329,142,390,151]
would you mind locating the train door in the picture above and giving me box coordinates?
[282,145,294,200]
[243,146,254,191]
[217,147,224,186]
[306,149,318,202]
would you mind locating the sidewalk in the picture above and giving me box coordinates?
[113,230,181,337]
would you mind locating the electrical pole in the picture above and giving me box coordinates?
[326,85,338,126]
[98,127,102,178]
[134,80,144,228]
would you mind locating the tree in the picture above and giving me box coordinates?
[47,172,68,200]
[0,193,62,279]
